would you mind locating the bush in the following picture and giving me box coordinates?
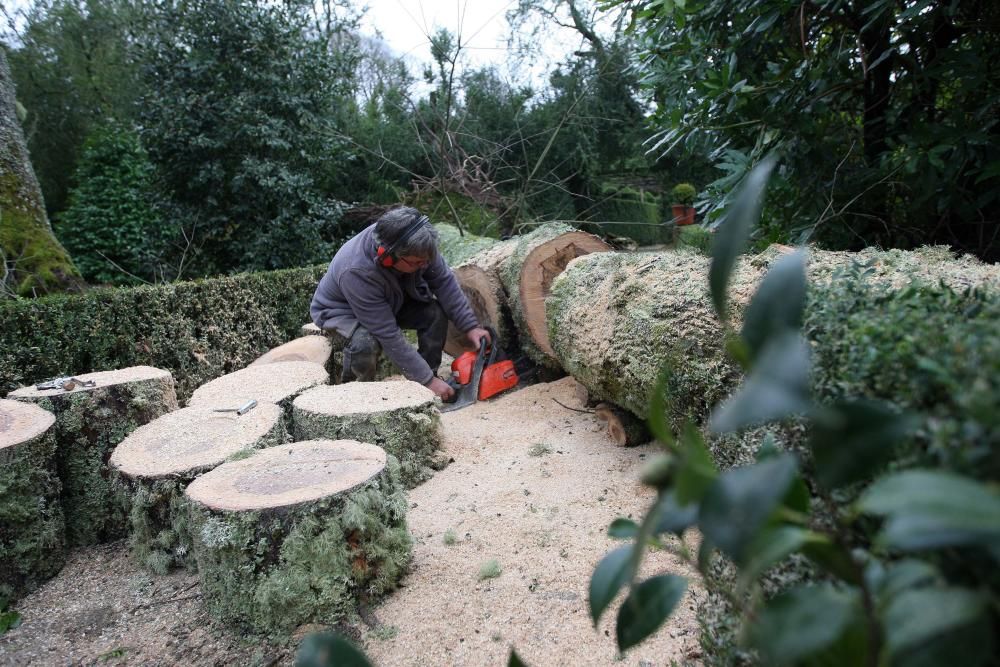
[670,182,696,206]
[0,265,326,401]
[587,185,666,245]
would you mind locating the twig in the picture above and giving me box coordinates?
[552,397,593,414]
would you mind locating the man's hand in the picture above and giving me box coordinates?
[427,377,456,402]
[466,327,491,349]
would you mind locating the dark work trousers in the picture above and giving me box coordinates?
[340,298,449,383]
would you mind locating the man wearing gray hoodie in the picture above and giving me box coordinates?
[310,207,491,401]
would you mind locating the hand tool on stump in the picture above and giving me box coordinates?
[441,326,518,412]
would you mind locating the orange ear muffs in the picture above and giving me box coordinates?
[375,245,394,267]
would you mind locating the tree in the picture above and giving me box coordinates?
[0,46,80,297]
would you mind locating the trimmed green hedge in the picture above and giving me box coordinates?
[588,185,667,245]
[0,265,326,402]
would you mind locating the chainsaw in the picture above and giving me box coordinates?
[440,326,518,412]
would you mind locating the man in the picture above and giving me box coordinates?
[310,207,491,401]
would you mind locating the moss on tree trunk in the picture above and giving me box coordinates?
[0,399,64,601]
[8,367,178,546]
[184,440,411,637]
[292,381,442,487]
[434,223,499,266]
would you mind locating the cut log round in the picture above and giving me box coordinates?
[7,366,178,546]
[110,403,287,573]
[250,336,333,368]
[0,399,63,600]
[187,361,328,411]
[292,381,442,487]
[595,402,651,447]
[499,223,612,368]
[184,439,410,635]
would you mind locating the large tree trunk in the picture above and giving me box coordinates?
[184,439,410,636]
[110,403,288,573]
[8,366,178,545]
[547,245,1000,433]
[0,49,81,297]
[292,380,443,487]
[0,398,63,600]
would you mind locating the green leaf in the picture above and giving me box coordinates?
[295,632,373,667]
[608,518,640,540]
[615,575,688,650]
[508,649,529,667]
[810,400,917,489]
[884,587,988,656]
[651,491,699,536]
[0,610,22,635]
[646,368,675,447]
[801,540,862,585]
[709,333,812,434]
[741,249,806,361]
[589,546,633,626]
[709,154,777,321]
[866,559,939,606]
[674,422,717,504]
[737,526,815,591]
[858,470,1000,551]
[748,585,866,665]
[698,454,798,563]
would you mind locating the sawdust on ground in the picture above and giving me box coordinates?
[0,377,702,667]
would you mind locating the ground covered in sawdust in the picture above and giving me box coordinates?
[1,377,702,666]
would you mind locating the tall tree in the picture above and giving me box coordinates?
[0,46,81,297]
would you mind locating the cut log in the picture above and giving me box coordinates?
[184,439,410,636]
[595,402,651,447]
[292,381,442,487]
[434,223,499,266]
[300,322,323,336]
[187,361,328,412]
[110,403,287,573]
[0,399,63,600]
[7,366,178,546]
[443,237,519,358]
[250,336,333,368]
[498,223,612,368]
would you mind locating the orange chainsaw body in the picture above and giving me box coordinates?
[451,350,518,400]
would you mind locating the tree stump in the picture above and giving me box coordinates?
[250,336,333,368]
[187,361,328,413]
[7,366,178,546]
[0,399,63,600]
[184,439,410,636]
[292,381,442,487]
[110,403,287,573]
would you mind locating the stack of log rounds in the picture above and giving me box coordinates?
[7,366,178,546]
[187,361,328,412]
[292,380,442,487]
[249,336,333,368]
[0,399,63,600]
[110,403,287,573]
[184,439,410,636]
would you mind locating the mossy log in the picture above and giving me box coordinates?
[301,322,323,336]
[499,223,612,368]
[110,403,287,573]
[187,361,328,413]
[292,381,442,487]
[7,366,178,546]
[250,336,333,368]
[434,223,499,267]
[0,399,63,600]
[548,246,1000,435]
[444,238,518,357]
[184,439,410,636]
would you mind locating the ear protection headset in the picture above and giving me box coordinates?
[375,214,430,268]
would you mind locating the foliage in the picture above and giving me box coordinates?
[135,0,348,275]
[592,159,999,663]
[615,0,1000,261]
[0,264,325,401]
[478,559,502,580]
[670,183,696,206]
[56,122,167,284]
[586,185,666,245]
[0,594,21,635]
[676,225,712,255]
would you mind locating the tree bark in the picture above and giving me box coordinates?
[184,439,411,636]
[292,381,442,487]
[0,398,63,600]
[110,403,288,572]
[0,48,81,297]
[8,366,178,545]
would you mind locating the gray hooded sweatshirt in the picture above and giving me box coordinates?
[309,224,479,384]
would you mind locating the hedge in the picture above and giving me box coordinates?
[0,265,326,402]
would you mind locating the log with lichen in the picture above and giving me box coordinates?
[187,360,328,414]
[291,381,442,487]
[443,237,519,357]
[0,399,63,600]
[434,223,500,267]
[7,366,178,546]
[547,246,1000,437]
[184,439,410,636]
[110,403,287,573]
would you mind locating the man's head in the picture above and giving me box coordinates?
[374,207,439,273]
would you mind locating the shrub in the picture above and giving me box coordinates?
[670,183,696,206]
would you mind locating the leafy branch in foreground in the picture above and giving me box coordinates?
[590,156,1000,664]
